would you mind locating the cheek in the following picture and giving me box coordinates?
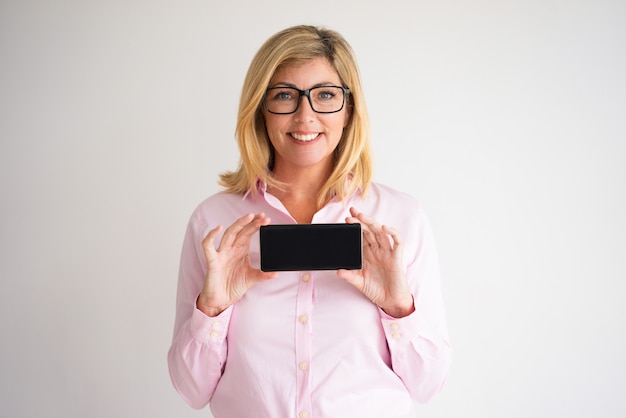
[263,116,281,141]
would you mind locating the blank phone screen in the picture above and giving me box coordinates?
[259,223,362,272]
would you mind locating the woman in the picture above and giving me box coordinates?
[168,25,451,418]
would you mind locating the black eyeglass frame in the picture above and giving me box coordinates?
[263,86,351,115]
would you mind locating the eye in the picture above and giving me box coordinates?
[315,89,337,101]
[270,88,296,101]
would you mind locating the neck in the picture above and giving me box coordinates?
[268,162,333,223]
[271,161,332,200]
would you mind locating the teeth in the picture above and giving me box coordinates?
[291,133,318,142]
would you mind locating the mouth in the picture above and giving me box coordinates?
[290,132,320,142]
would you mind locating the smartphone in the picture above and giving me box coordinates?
[259,223,362,272]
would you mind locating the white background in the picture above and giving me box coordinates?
[1,1,625,417]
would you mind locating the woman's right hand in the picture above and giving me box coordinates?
[196,212,277,317]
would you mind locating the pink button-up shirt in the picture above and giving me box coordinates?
[168,182,451,418]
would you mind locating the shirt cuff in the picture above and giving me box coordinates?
[380,304,443,352]
[379,306,421,345]
[190,305,233,345]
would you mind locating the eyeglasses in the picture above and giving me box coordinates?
[263,86,350,114]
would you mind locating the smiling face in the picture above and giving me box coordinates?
[263,57,351,177]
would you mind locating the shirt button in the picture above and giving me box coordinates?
[298,315,308,324]
[210,331,219,339]
[390,323,399,330]
[212,321,221,330]
[302,273,310,282]
[392,332,402,340]
[299,361,308,371]
[299,411,308,418]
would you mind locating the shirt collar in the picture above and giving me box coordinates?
[241,178,266,201]
[241,175,361,202]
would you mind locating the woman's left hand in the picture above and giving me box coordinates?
[337,207,415,318]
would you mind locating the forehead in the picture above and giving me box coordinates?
[269,57,342,87]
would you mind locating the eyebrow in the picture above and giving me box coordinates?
[268,81,341,89]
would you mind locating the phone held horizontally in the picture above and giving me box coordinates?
[259,223,362,272]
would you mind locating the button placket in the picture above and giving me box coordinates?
[295,271,313,418]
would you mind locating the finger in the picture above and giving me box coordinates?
[373,225,393,251]
[347,208,371,233]
[345,207,360,224]
[230,213,271,249]
[382,225,403,252]
[201,225,224,260]
[353,217,380,254]
[354,210,383,235]
[352,210,390,250]
[219,213,255,249]
[350,207,371,224]
[361,227,377,249]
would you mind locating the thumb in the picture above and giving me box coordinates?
[337,269,360,289]
[250,269,278,284]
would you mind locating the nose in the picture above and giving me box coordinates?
[293,94,316,120]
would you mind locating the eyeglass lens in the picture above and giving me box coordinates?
[265,86,346,114]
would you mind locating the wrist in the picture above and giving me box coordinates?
[196,294,229,317]
[199,306,228,317]
[382,295,415,318]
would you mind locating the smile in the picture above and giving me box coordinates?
[290,132,320,142]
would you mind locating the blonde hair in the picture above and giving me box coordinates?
[219,25,372,208]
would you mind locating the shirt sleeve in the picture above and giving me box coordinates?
[379,206,451,403]
[167,210,231,409]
